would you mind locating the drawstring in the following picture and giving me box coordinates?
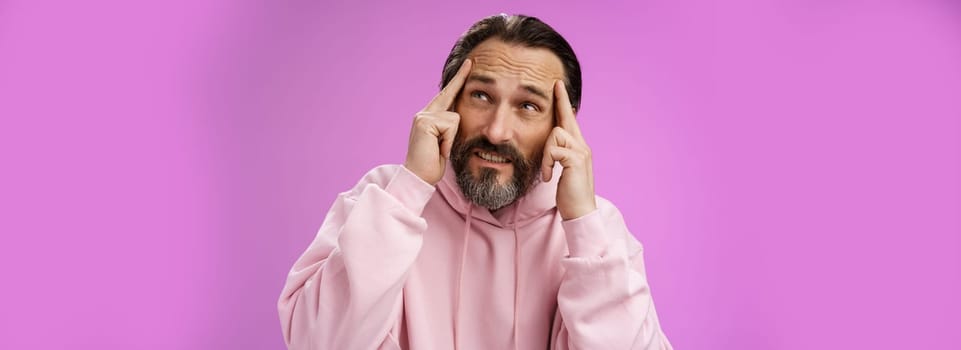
[454,203,473,350]
[511,204,521,350]
[454,203,521,350]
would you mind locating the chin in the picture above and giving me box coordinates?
[470,163,514,185]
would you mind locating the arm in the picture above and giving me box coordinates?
[540,79,671,349]
[278,58,474,350]
[551,199,673,350]
[277,165,434,350]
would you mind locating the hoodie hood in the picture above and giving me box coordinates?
[436,161,563,228]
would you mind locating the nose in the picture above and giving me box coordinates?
[481,104,512,144]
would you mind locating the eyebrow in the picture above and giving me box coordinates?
[467,74,551,102]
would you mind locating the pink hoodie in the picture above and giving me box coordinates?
[278,163,672,349]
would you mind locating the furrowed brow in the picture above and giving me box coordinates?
[468,74,550,102]
[467,74,495,85]
[523,84,550,102]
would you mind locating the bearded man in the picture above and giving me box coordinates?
[279,14,673,350]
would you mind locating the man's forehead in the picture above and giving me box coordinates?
[466,40,564,91]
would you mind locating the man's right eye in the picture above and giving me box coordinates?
[470,91,491,102]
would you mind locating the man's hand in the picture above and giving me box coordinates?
[404,59,472,185]
[542,80,597,220]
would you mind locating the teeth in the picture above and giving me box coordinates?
[478,151,508,163]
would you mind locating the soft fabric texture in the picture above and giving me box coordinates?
[278,163,673,349]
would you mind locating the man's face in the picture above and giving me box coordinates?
[449,38,566,210]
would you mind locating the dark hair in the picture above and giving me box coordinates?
[440,14,582,110]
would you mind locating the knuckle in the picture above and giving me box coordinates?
[413,114,432,128]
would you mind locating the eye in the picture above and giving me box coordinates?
[470,91,491,102]
[521,102,540,112]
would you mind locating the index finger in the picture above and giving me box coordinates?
[553,80,582,138]
[425,59,473,112]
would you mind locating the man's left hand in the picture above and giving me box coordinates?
[541,80,597,221]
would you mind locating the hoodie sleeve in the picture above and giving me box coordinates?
[278,165,435,350]
[551,198,673,350]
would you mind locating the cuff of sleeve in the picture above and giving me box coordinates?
[561,209,615,257]
[384,165,436,216]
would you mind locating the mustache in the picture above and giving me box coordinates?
[460,137,523,162]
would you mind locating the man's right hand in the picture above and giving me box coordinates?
[404,59,473,185]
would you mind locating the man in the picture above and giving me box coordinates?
[278,14,672,350]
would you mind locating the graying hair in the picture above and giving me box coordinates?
[455,167,521,211]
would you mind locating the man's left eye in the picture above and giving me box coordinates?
[521,102,539,112]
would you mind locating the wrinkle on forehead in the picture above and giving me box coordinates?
[467,40,564,91]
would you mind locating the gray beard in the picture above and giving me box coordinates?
[454,165,522,211]
[449,136,540,211]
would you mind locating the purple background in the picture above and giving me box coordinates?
[1,0,959,349]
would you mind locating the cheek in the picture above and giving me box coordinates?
[520,124,553,159]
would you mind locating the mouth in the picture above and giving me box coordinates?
[473,149,513,164]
